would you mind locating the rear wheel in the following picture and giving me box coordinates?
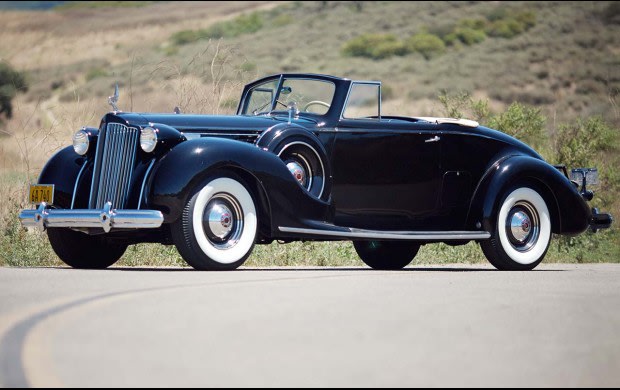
[480,186,551,270]
[354,241,420,270]
[172,175,257,270]
[47,228,127,269]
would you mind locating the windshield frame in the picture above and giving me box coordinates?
[238,75,337,117]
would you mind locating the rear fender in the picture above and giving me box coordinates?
[467,155,590,235]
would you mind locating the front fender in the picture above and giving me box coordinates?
[468,155,590,235]
[148,138,331,230]
[38,146,87,209]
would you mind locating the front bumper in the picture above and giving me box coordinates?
[19,202,164,233]
[590,208,613,232]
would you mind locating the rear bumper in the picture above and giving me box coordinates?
[590,208,613,232]
[19,202,164,233]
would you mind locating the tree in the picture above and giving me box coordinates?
[0,62,28,120]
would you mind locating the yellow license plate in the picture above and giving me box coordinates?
[29,185,54,204]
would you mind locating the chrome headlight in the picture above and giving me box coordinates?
[140,127,158,153]
[72,130,89,155]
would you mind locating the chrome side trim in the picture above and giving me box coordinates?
[71,160,89,209]
[196,133,260,137]
[19,202,163,233]
[278,226,491,241]
[137,158,156,210]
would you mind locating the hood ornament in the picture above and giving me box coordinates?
[108,83,121,112]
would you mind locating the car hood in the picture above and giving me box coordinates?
[113,112,316,133]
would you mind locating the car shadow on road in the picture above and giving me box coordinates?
[32,266,563,272]
[72,266,564,274]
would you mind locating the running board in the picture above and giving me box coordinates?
[278,226,490,241]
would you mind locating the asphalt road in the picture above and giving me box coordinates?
[0,264,619,387]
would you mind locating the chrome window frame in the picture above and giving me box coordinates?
[340,81,382,120]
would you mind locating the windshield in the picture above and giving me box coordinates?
[241,78,336,116]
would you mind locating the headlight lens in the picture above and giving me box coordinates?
[72,130,89,155]
[140,127,158,153]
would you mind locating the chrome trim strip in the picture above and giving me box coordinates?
[137,158,156,210]
[278,226,491,241]
[71,160,89,209]
[19,205,163,232]
[196,133,260,137]
[88,127,104,208]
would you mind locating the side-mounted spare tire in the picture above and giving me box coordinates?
[257,124,331,201]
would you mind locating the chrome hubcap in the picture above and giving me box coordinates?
[505,202,540,252]
[510,211,531,243]
[203,193,243,249]
[286,161,306,186]
[207,201,234,239]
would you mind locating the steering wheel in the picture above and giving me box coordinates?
[303,100,331,112]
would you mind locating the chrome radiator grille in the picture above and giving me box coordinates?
[89,123,139,209]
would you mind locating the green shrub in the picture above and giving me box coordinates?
[449,27,486,46]
[458,18,487,30]
[0,62,28,120]
[486,6,510,22]
[371,40,408,59]
[342,33,406,59]
[85,67,108,81]
[515,10,537,29]
[171,12,264,46]
[406,33,446,60]
[555,117,614,168]
[170,30,206,46]
[483,7,536,38]
[240,61,257,72]
[438,91,490,122]
[486,18,524,38]
[487,102,546,146]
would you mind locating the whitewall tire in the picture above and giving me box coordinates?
[172,176,257,270]
[481,186,552,271]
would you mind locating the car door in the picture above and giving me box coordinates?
[330,119,442,230]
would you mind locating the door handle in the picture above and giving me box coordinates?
[425,136,440,143]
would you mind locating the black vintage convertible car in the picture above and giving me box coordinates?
[20,73,612,270]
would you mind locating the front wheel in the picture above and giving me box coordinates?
[480,186,552,271]
[172,176,258,270]
[353,241,420,270]
[47,228,127,269]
